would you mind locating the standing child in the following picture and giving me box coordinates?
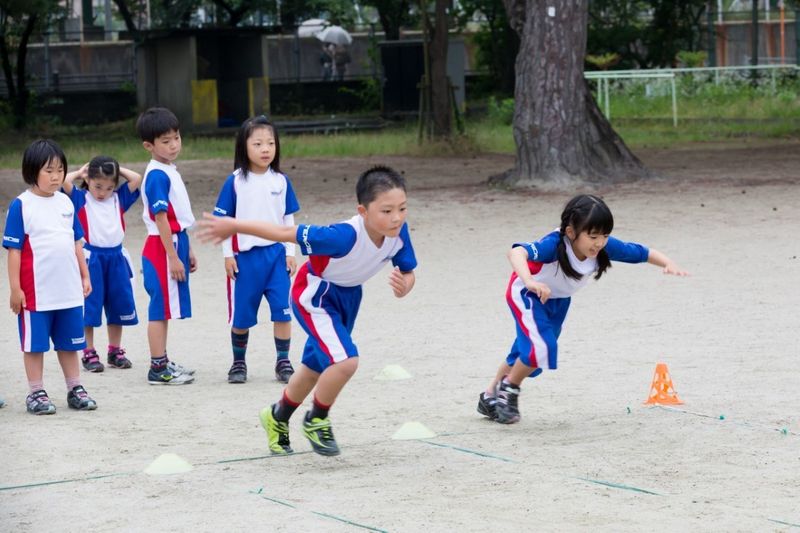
[198,165,417,456]
[3,139,96,414]
[213,116,300,384]
[63,156,141,372]
[477,194,689,424]
[137,107,197,385]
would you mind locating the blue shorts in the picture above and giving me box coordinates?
[142,231,191,321]
[291,264,361,374]
[505,275,571,373]
[227,244,291,329]
[84,244,138,327]
[18,306,86,353]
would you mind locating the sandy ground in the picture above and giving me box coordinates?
[0,142,799,532]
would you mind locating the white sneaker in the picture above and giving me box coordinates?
[148,366,195,385]
[167,360,195,376]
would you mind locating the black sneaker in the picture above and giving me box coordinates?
[107,347,132,369]
[81,349,105,373]
[274,359,294,383]
[495,381,521,424]
[26,389,56,415]
[67,385,97,411]
[227,361,247,384]
[477,392,498,420]
[302,412,340,456]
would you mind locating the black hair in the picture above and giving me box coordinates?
[356,165,406,206]
[80,155,120,189]
[22,139,67,186]
[136,107,180,143]
[233,115,281,176]
[556,194,614,281]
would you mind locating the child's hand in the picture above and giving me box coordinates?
[9,289,25,314]
[525,280,551,304]
[189,248,198,273]
[389,267,410,298]
[169,255,186,281]
[286,256,297,277]
[66,163,89,183]
[663,261,689,277]
[225,257,238,280]
[82,277,92,298]
[196,213,237,245]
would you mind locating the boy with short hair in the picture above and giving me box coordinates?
[136,107,197,385]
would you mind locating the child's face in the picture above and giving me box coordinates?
[87,177,116,201]
[34,157,65,196]
[567,227,610,261]
[144,129,181,164]
[358,187,408,242]
[246,126,275,174]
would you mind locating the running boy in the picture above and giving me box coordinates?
[213,116,300,384]
[198,166,417,456]
[137,107,197,385]
[3,139,97,414]
[63,157,141,372]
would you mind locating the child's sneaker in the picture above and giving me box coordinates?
[107,347,132,369]
[0,396,5,408]
[302,412,340,456]
[81,349,105,373]
[274,359,294,383]
[167,360,195,376]
[260,405,293,455]
[495,381,521,424]
[148,365,194,385]
[227,361,247,384]
[67,385,97,411]
[26,390,56,415]
[477,392,498,420]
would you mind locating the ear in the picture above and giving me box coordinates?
[565,225,576,241]
[142,141,153,152]
[357,204,367,218]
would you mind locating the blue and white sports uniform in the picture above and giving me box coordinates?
[140,160,195,321]
[68,186,140,327]
[506,230,649,373]
[3,190,86,352]
[292,215,417,373]
[213,167,300,328]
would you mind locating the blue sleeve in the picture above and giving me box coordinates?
[2,198,24,250]
[391,223,417,271]
[145,169,171,215]
[283,175,300,215]
[116,183,141,212]
[605,236,649,263]
[511,230,560,262]
[66,187,86,210]
[72,207,84,241]
[213,175,237,218]
[295,223,357,257]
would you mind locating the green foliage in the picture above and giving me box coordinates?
[676,50,707,68]
[486,96,514,125]
[585,52,621,70]
[458,0,517,96]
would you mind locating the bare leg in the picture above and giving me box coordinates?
[148,320,168,356]
[487,362,512,395]
[56,350,81,383]
[273,321,291,342]
[23,352,45,383]
[231,326,248,335]
[107,325,123,347]
[284,364,320,404]
[312,357,359,406]
[507,359,535,387]
[84,327,95,350]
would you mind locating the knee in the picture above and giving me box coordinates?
[335,357,359,378]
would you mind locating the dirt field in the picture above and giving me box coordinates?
[1,142,799,532]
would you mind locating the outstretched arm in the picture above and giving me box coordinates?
[508,246,551,303]
[647,249,689,276]
[119,166,143,193]
[197,212,298,245]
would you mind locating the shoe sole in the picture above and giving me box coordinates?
[228,376,247,384]
[307,443,341,456]
[29,409,56,415]
[147,378,195,385]
[84,367,104,373]
[259,407,293,455]
[69,403,97,411]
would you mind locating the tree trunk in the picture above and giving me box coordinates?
[11,13,36,129]
[429,0,451,137]
[494,0,648,187]
[112,0,139,37]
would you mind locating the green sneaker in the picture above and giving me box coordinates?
[302,412,340,456]
[259,405,293,455]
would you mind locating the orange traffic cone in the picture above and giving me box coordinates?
[644,363,683,405]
